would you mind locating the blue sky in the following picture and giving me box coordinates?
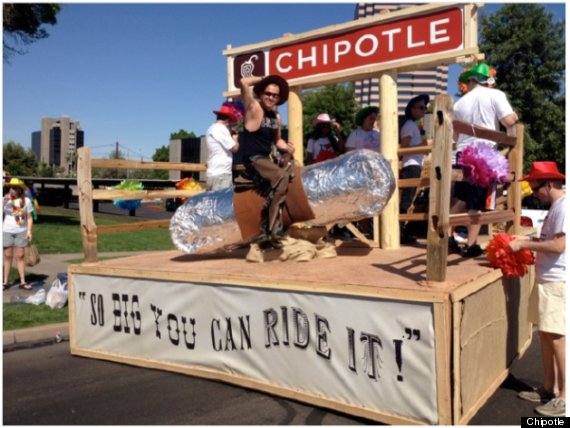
[2,2,566,161]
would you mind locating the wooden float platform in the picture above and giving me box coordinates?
[68,240,533,425]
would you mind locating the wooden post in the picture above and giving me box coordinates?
[426,94,454,282]
[288,87,304,166]
[77,147,98,262]
[380,71,399,249]
[507,124,524,235]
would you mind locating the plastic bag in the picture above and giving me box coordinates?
[24,243,40,267]
[46,273,68,309]
[25,288,46,305]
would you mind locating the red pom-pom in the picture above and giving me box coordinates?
[486,233,535,278]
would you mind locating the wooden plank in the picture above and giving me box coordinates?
[397,145,432,157]
[450,269,503,302]
[399,169,463,189]
[426,94,455,282]
[458,369,509,425]
[452,120,517,147]
[68,263,450,303]
[91,158,207,172]
[288,87,304,166]
[452,300,462,424]
[345,223,374,248]
[400,212,428,222]
[433,300,453,424]
[77,147,98,262]
[97,219,170,234]
[380,70,399,250]
[92,188,203,201]
[507,124,524,234]
[448,210,514,227]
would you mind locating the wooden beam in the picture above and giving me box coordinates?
[91,158,207,172]
[288,87,304,166]
[97,219,170,234]
[426,94,455,282]
[77,147,98,262]
[452,120,517,147]
[507,124,524,234]
[448,209,515,227]
[92,188,204,201]
[380,70,399,249]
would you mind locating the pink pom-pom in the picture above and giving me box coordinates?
[458,143,510,187]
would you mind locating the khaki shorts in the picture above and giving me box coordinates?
[528,281,566,335]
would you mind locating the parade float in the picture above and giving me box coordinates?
[69,4,532,424]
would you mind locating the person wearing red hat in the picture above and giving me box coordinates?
[510,161,566,417]
[3,178,34,290]
[451,63,519,258]
[236,74,295,246]
[205,103,241,191]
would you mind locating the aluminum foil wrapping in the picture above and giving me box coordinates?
[170,149,395,254]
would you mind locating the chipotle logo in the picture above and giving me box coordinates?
[233,51,266,88]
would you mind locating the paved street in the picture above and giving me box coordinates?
[3,331,544,425]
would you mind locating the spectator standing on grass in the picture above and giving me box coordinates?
[510,161,566,417]
[3,178,34,290]
[205,103,241,191]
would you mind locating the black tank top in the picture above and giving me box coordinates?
[242,109,278,163]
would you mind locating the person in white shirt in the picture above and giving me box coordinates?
[451,63,518,257]
[509,161,566,417]
[346,106,380,152]
[3,178,34,290]
[399,94,430,244]
[205,103,240,190]
[306,113,344,163]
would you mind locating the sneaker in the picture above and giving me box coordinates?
[462,244,483,258]
[518,387,556,403]
[535,398,566,417]
[448,237,462,254]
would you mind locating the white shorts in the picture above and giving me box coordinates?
[528,281,566,335]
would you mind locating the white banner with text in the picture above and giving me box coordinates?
[73,274,438,423]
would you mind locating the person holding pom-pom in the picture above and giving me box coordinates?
[510,161,566,417]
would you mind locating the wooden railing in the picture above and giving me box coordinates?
[77,148,206,262]
[77,94,523,283]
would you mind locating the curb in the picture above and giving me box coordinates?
[3,322,69,352]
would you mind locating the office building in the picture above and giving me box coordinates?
[32,116,84,173]
[354,3,449,114]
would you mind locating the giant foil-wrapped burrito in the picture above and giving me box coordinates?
[170,149,395,254]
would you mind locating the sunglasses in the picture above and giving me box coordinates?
[264,91,280,99]
[531,181,547,192]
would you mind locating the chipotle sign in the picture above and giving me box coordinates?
[232,7,463,88]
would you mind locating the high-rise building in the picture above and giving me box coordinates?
[354,3,449,114]
[32,117,84,173]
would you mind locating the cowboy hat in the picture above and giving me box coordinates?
[519,161,565,182]
[4,177,27,190]
[253,75,289,105]
[404,94,430,118]
[355,105,379,127]
[212,104,238,124]
[312,113,333,128]
[459,63,495,84]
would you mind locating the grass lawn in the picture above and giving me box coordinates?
[4,206,175,330]
[34,206,174,254]
[3,303,68,330]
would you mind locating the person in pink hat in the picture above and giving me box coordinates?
[510,161,566,417]
[205,103,242,191]
[306,113,345,164]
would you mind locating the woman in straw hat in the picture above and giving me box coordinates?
[3,178,34,290]
[510,161,566,417]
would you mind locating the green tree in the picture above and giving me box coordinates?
[37,161,55,177]
[3,141,38,176]
[152,145,169,179]
[3,3,61,62]
[92,146,127,179]
[170,129,197,140]
[479,4,565,172]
